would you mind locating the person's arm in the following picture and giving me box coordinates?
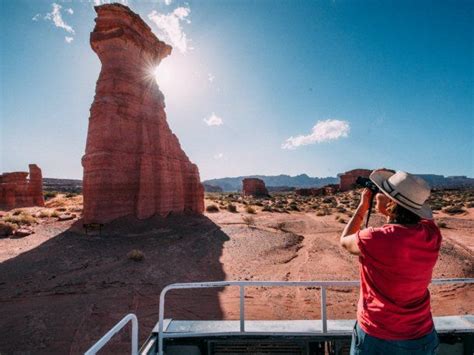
[340,188,373,255]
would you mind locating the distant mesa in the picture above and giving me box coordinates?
[295,184,340,197]
[203,184,223,193]
[82,4,204,224]
[203,171,474,192]
[0,164,45,210]
[242,178,269,197]
[338,169,372,192]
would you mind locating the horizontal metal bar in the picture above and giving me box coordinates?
[159,278,474,292]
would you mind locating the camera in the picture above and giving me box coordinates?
[355,177,380,194]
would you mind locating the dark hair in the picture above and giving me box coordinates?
[387,203,421,225]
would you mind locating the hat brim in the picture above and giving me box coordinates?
[369,170,433,220]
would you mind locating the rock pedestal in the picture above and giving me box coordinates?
[0,164,45,210]
[82,4,204,224]
[242,178,269,197]
[339,169,372,191]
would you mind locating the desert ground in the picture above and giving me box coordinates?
[0,189,473,354]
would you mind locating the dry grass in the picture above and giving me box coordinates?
[3,212,37,226]
[127,249,144,261]
[245,206,256,214]
[242,215,255,227]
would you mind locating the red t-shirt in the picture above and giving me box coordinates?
[356,220,442,340]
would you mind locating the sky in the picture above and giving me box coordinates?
[1,0,473,180]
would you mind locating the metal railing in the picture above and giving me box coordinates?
[85,313,138,355]
[157,278,474,355]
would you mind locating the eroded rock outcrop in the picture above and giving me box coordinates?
[242,178,269,197]
[82,4,204,223]
[339,169,372,191]
[0,164,45,210]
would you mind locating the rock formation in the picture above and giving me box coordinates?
[242,178,269,197]
[82,4,204,223]
[339,169,372,191]
[0,164,45,210]
[295,184,339,197]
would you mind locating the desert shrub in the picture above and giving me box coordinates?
[316,210,326,216]
[127,249,144,261]
[275,222,286,231]
[38,210,51,218]
[3,212,37,226]
[466,202,474,208]
[437,221,447,228]
[50,210,59,218]
[262,205,273,212]
[246,206,256,214]
[242,215,255,227]
[12,209,24,216]
[443,205,466,215]
[289,203,299,211]
[206,204,219,213]
[43,191,58,200]
[227,204,237,213]
[339,218,346,224]
[336,206,346,213]
[0,221,16,237]
[65,192,77,198]
[255,201,264,207]
[335,215,341,221]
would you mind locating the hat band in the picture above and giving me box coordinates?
[382,180,423,210]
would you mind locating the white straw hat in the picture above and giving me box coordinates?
[369,170,433,220]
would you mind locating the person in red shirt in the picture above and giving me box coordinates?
[340,170,442,354]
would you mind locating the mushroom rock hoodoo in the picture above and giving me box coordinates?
[0,164,45,210]
[242,178,269,197]
[82,4,204,224]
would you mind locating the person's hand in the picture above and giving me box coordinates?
[358,188,373,211]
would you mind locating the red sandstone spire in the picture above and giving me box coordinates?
[82,4,204,223]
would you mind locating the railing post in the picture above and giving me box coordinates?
[240,285,245,332]
[321,286,327,333]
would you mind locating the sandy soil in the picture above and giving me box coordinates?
[0,195,472,354]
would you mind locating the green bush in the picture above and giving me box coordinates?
[206,204,219,213]
[43,191,58,200]
[227,204,237,213]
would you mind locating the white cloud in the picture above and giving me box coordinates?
[164,0,173,5]
[204,113,223,126]
[93,0,128,5]
[66,8,74,15]
[281,119,350,150]
[214,153,224,159]
[148,6,191,53]
[208,73,215,82]
[65,36,74,43]
[32,14,40,21]
[44,3,75,34]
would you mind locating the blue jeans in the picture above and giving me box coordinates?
[350,322,439,355]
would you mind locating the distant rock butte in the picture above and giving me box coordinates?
[82,4,204,223]
[0,164,45,210]
[242,178,269,197]
[339,169,372,192]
